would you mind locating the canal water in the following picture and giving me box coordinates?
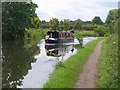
[2,37,98,88]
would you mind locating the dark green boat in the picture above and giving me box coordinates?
[45,30,74,44]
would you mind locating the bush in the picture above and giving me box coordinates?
[75,31,99,37]
[104,33,111,37]
[94,26,109,36]
[82,24,97,30]
[24,28,48,48]
[97,34,118,88]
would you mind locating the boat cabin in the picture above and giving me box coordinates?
[45,30,74,44]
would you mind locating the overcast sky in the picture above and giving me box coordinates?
[32,0,119,22]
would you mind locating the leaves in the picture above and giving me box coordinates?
[49,18,59,30]
[74,19,82,30]
[2,2,39,40]
[94,25,109,36]
[105,9,119,34]
[92,16,103,25]
[63,19,70,31]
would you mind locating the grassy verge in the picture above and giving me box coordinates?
[97,34,118,88]
[44,38,103,88]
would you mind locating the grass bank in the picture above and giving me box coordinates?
[44,38,103,88]
[97,34,118,88]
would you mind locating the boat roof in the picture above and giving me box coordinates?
[47,30,74,33]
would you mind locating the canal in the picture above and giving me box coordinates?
[2,37,98,88]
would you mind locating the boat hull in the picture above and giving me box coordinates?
[45,38,74,44]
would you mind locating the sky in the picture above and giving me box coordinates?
[32,0,119,22]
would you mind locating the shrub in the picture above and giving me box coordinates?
[24,28,48,48]
[104,33,111,37]
[82,24,97,30]
[97,34,118,88]
[94,26,109,36]
[75,31,99,37]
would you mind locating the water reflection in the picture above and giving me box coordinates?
[2,37,98,88]
[17,40,77,88]
[2,40,40,88]
[2,39,77,88]
[45,44,74,57]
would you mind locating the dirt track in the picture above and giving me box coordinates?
[75,41,103,88]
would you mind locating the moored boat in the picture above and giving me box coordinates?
[45,30,74,44]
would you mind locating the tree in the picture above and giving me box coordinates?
[74,19,82,30]
[94,25,109,36]
[58,20,64,30]
[82,24,97,30]
[63,19,70,31]
[83,21,92,24]
[31,17,41,29]
[2,2,38,40]
[105,9,118,33]
[106,9,118,25]
[49,18,59,30]
[41,20,49,29]
[92,16,103,25]
[59,20,64,25]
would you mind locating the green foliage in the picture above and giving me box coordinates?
[105,9,118,33]
[2,2,38,40]
[58,20,64,30]
[58,25,64,30]
[49,18,59,30]
[69,20,75,29]
[31,17,41,29]
[105,9,118,25]
[83,21,92,24]
[94,25,109,36]
[69,25,74,30]
[74,30,99,46]
[103,33,111,37]
[92,16,103,25]
[63,19,70,31]
[41,20,49,29]
[74,31,83,46]
[44,38,103,88]
[82,24,97,30]
[74,19,82,30]
[24,28,48,48]
[55,62,65,69]
[75,31,99,37]
[97,34,118,88]
[97,8,119,88]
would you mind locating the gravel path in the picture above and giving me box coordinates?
[75,41,103,88]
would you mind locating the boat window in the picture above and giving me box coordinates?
[48,31,58,38]
[47,31,51,35]
[64,32,67,37]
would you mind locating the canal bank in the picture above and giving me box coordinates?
[2,36,100,88]
[17,37,99,88]
[44,38,104,88]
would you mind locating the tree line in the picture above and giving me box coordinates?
[40,16,103,30]
[2,1,119,40]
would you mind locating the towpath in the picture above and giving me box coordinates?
[75,40,103,88]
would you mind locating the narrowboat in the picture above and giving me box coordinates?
[45,30,74,44]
